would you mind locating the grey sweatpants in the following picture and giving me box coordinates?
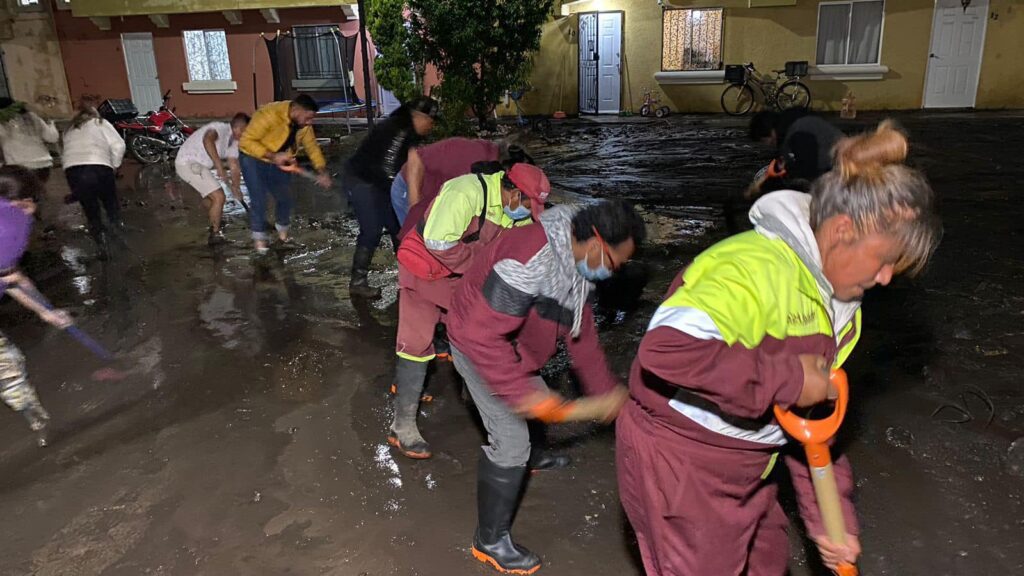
[452,344,534,468]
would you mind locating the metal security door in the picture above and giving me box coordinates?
[924,0,988,108]
[597,12,622,114]
[121,32,162,114]
[0,52,9,99]
[578,13,598,115]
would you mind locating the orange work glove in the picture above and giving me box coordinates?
[520,385,629,424]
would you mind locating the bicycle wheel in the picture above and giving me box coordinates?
[721,84,755,116]
[777,81,811,110]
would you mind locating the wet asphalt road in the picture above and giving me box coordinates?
[0,111,1022,575]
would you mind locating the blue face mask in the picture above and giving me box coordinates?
[503,195,531,221]
[576,246,612,281]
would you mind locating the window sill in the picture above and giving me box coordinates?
[654,70,725,85]
[809,64,889,81]
[182,80,238,94]
[292,78,348,92]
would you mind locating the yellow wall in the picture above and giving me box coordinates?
[976,1,1023,109]
[1,9,74,117]
[516,0,1023,116]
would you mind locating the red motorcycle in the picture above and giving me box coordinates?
[106,90,195,165]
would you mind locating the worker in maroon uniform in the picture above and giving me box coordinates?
[391,138,533,226]
[447,200,646,574]
[618,122,941,575]
[389,163,549,459]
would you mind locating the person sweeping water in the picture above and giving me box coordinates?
[617,121,941,575]
[0,166,73,447]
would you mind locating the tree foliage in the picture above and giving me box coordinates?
[409,0,554,129]
[367,0,554,133]
[365,0,423,103]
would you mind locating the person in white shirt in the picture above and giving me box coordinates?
[0,98,59,183]
[61,99,127,258]
[174,113,250,245]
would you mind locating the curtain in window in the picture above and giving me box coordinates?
[816,4,851,65]
[662,9,722,71]
[849,1,883,64]
[184,30,232,81]
[184,30,211,81]
[204,31,232,80]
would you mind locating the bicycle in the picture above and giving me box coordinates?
[720,61,811,116]
[507,86,551,132]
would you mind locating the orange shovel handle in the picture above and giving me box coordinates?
[773,369,849,445]
[774,369,858,576]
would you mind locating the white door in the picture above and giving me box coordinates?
[597,12,622,114]
[121,33,163,114]
[924,0,988,108]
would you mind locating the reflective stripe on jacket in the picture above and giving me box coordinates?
[644,229,861,447]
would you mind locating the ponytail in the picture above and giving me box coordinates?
[833,120,908,180]
[811,120,940,277]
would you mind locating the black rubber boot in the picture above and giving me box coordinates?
[387,358,431,459]
[349,246,381,299]
[528,451,571,473]
[472,455,541,574]
[433,322,451,360]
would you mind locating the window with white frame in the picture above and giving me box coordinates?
[293,25,343,80]
[816,1,884,66]
[661,8,723,72]
[183,30,233,82]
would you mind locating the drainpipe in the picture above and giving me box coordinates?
[356,0,374,128]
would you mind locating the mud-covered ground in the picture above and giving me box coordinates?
[0,111,1021,576]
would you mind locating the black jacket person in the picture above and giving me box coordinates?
[343,97,438,298]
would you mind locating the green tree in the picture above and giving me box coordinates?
[409,0,554,130]
[365,0,423,103]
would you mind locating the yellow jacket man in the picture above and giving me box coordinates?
[239,94,331,253]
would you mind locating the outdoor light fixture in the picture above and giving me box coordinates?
[961,0,972,11]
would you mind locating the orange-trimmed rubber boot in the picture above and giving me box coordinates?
[388,358,432,459]
[472,455,541,574]
[387,431,432,459]
[389,383,433,403]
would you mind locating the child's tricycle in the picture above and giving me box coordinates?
[639,88,671,118]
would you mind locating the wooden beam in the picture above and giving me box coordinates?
[259,8,280,24]
[223,10,242,25]
[148,14,169,28]
[90,16,111,30]
[341,4,358,19]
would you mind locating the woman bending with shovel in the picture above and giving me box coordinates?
[618,121,941,575]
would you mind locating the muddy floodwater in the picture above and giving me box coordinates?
[0,112,1022,575]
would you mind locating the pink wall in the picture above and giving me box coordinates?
[53,7,377,118]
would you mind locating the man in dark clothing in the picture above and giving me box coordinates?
[344,97,439,298]
[747,110,844,198]
[447,200,646,574]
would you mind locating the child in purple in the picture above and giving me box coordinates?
[0,166,73,446]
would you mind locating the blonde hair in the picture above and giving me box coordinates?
[811,120,941,276]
